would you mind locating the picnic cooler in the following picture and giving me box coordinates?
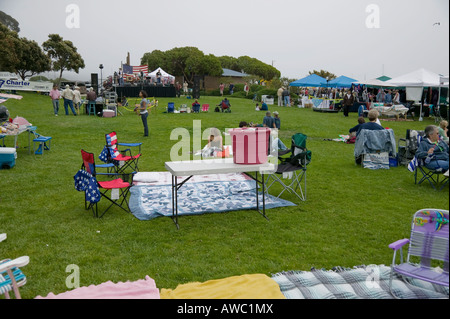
[0,147,17,169]
[102,109,115,118]
[229,127,270,164]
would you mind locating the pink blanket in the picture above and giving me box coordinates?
[35,275,160,299]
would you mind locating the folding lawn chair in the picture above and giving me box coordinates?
[388,209,449,299]
[397,129,424,166]
[1,234,30,299]
[201,104,209,112]
[407,135,449,191]
[100,131,142,173]
[265,133,311,201]
[75,149,135,218]
[354,129,396,169]
[31,131,52,156]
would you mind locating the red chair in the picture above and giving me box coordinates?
[104,131,141,173]
[77,149,134,218]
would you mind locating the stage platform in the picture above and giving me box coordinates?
[115,85,176,98]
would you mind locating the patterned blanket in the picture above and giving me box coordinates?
[272,265,449,299]
[129,179,296,221]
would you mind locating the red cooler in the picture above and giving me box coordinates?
[229,127,270,164]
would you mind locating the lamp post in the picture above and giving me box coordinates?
[99,64,104,95]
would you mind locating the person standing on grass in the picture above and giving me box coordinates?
[49,85,60,116]
[73,86,81,114]
[138,90,149,137]
[61,84,77,116]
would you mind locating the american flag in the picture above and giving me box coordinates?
[122,64,148,76]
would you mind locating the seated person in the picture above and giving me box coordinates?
[199,128,223,158]
[255,103,260,111]
[438,120,449,144]
[260,101,268,111]
[207,127,223,150]
[416,125,449,172]
[191,99,200,113]
[349,117,366,137]
[239,121,248,128]
[263,111,275,128]
[219,98,231,112]
[273,111,280,129]
[356,109,383,136]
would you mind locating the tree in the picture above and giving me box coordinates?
[140,50,168,71]
[0,11,20,33]
[14,37,51,80]
[141,47,223,84]
[0,23,20,72]
[309,69,337,80]
[42,34,85,84]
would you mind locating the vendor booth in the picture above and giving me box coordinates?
[387,68,443,121]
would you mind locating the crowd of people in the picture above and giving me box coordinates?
[49,84,83,116]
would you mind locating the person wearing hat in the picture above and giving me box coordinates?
[273,111,281,129]
[277,86,284,106]
[61,84,77,116]
[73,86,82,114]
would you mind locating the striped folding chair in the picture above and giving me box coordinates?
[1,234,30,299]
[388,209,449,298]
[103,131,142,173]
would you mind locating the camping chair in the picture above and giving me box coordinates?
[1,234,30,299]
[397,129,424,166]
[354,129,396,169]
[388,209,449,299]
[265,133,311,201]
[408,135,448,191]
[100,131,142,173]
[167,102,175,113]
[201,104,209,112]
[76,149,135,218]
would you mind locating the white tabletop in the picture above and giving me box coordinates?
[165,157,276,177]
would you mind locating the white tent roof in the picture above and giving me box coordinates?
[440,75,449,86]
[147,67,175,79]
[386,68,441,87]
[356,78,396,87]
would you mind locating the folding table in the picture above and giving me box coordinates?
[165,158,276,229]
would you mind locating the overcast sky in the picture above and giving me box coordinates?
[1,0,449,81]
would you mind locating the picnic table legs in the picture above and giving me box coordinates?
[170,172,268,229]
[171,175,193,229]
[245,172,268,220]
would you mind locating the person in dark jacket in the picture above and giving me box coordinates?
[416,125,449,172]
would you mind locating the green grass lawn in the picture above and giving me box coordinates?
[1,91,448,298]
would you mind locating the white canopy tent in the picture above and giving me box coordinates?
[386,68,443,121]
[438,75,449,120]
[356,78,396,88]
[147,67,175,84]
[386,68,441,87]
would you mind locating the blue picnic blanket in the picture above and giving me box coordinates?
[129,180,295,221]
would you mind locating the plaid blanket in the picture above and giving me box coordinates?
[272,265,449,299]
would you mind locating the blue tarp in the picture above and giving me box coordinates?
[290,74,327,87]
[323,75,358,88]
